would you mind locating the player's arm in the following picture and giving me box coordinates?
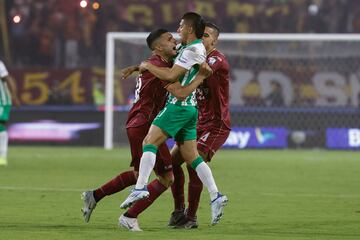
[140,61,186,83]
[165,63,212,100]
[3,75,21,107]
[121,65,139,79]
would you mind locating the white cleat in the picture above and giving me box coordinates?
[210,193,228,225]
[120,187,149,209]
[119,214,143,231]
[81,191,97,222]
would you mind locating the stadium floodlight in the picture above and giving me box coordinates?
[105,32,360,149]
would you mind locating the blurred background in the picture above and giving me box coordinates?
[1,0,360,149]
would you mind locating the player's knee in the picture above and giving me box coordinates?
[142,135,152,146]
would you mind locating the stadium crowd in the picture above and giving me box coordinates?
[3,0,360,67]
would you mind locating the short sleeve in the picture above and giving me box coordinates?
[0,61,9,78]
[175,47,206,70]
[207,55,223,73]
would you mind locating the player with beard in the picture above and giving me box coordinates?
[120,12,228,227]
[81,29,209,231]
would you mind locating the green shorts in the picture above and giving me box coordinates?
[0,105,11,122]
[152,104,198,142]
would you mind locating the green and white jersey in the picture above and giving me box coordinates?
[168,39,206,106]
[0,60,11,106]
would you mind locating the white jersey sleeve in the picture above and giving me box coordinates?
[175,45,206,70]
[0,60,9,79]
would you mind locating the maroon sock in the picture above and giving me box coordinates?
[126,179,167,218]
[186,165,203,220]
[93,170,137,202]
[171,163,185,211]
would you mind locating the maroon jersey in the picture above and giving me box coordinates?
[197,49,231,129]
[126,55,171,128]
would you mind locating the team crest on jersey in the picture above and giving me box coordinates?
[208,56,219,65]
[188,47,197,52]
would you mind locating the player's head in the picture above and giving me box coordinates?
[202,21,220,52]
[177,12,205,43]
[146,29,177,58]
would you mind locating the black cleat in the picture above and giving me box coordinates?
[168,209,186,227]
[174,217,198,229]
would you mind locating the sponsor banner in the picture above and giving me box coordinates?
[326,128,360,149]
[166,127,288,149]
[9,109,106,146]
[9,68,134,106]
[9,120,100,142]
[224,127,288,149]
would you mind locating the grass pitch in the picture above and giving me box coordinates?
[0,147,359,240]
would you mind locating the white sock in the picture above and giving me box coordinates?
[135,151,156,189]
[195,161,219,201]
[0,131,8,159]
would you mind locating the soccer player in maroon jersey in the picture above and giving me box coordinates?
[169,22,231,229]
[81,29,209,231]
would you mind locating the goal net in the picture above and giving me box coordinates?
[105,33,360,150]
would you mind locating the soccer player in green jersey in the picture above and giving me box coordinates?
[120,12,228,225]
[0,60,20,166]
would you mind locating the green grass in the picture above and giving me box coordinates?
[0,147,360,240]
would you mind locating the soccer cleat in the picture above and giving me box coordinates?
[120,187,149,209]
[173,216,198,229]
[0,157,7,166]
[119,214,143,231]
[81,191,97,223]
[168,209,186,227]
[210,192,228,225]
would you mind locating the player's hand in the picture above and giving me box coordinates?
[121,65,139,79]
[12,97,21,107]
[199,62,212,78]
[139,61,149,73]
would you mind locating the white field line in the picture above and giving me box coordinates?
[0,186,83,192]
[259,192,360,199]
[0,186,359,198]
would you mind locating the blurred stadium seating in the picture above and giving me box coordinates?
[3,0,360,67]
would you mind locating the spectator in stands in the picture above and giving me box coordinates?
[5,0,359,68]
[265,81,284,107]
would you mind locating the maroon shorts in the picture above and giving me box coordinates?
[197,124,230,162]
[126,126,172,175]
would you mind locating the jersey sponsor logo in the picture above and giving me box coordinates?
[208,56,221,66]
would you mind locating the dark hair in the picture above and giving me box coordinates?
[205,21,220,37]
[182,12,205,39]
[146,28,168,50]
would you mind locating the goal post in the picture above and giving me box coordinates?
[105,32,360,150]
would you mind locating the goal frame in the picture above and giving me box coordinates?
[105,32,360,149]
